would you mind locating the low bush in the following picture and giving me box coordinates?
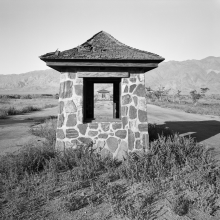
[7,106,19,115]
[44,104,57,108]
[148,123,174,142]
[0,105,41,119]
[30,118,57,145]
[0,142,57,177]
[20,94,32,99]
[172,195,191,216]
[0,110,8,119]
[151,100,220,116]
[21,105,40,113]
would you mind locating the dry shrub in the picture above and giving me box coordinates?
[148,123,173,142]
[30,118,57,145]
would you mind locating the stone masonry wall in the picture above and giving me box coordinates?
[56,72,149,160]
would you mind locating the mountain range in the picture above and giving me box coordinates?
[0,69,60,94]
[145,56,220,94]
[0,56,219,94]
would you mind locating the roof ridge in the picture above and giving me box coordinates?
[40,31,165,61]
[91,31,161,57]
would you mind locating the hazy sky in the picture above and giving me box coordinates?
[0,0,220,75]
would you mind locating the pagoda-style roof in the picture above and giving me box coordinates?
[40,31,164,61]
[97,89,110,93]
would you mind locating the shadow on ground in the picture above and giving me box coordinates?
[163,120,220,142]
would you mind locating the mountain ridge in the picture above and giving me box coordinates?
[0,56,219,94]
[145,56,220,94]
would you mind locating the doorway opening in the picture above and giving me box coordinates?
[83,78,121,122]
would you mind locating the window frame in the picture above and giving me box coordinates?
[83,77,121,123]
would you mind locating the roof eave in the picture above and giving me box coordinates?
[40,57,165,63]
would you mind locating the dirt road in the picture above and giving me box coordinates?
[148,104,220,150]
[1,104,220,155]
[0,107,58,155]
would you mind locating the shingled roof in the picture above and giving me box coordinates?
[97,89,110,93]
[40,31,164,61]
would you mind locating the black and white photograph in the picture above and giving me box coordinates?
[0,0,220,219]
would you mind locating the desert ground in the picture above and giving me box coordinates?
[94,100,113,119]
[1,102,220,156]
[0,106,58,155]
[1,101,220,219]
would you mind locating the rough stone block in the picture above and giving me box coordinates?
[133,84,145,97]
[74,85,83,96]
[138,110,148,122]
[66,129,79,138]
[78,137,92,145]
[139,74,144,82]
[58,101,64,114]
[56,140,65,150]
[89,123,98,129]
[129,120,138,131]
[65,100,77,113]
[98,133,108,139]
[139,98,146,111]
[138,124,148,132]
[135,132,140,138]
[101,148,113,159]
[129,84,136,93]
[71,139,80,146]
[106,137,118,153]
[57,114,64,128]
[133,96,138,106]
[135,140,142,149]
[96,140,105,150]
[59,81,73,98]
[77,109,83,122]
[122,117,128,129]
[115,140,128,160]
[66,141,74,148]
[101,123,110,132]
[123,79,129,84]
[57,129,65,139]
[88,130,98,137]
[128,129,135,150]
[124,85,128,93]
[60,73,67,81]
[122,94,132,105]
[76,78,83,84]
[68,72,76,79]
[141,133,149,150]
[73,96,82,108]
[129,106,137,119]
[112,123,122,130]
[121,106,128,117]
[115,130,127,139]
[130,78,136,83]
[77,124,88,135]
[66,114,77,127]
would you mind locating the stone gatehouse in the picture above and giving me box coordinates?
[40,31,164,159]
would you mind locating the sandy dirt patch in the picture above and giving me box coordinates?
[0,107,58,155]
[94,101,113,119]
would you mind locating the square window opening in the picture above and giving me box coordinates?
[83,78,121,122]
